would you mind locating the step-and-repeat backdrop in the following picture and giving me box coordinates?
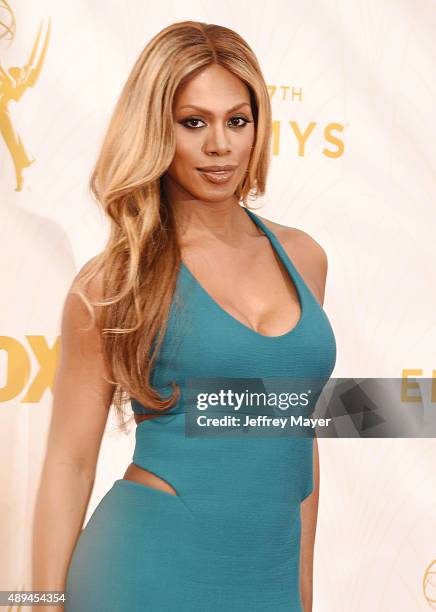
[1,1,435,610]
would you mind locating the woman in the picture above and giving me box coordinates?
[32,20,336,612]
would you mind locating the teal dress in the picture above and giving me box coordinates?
[65,207,336,611]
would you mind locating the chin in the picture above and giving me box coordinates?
[198,189,235,202]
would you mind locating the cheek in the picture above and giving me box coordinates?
[166,145,198,186]
[173,140,195,165]
[167,143,195,179]
[237,128,255,158]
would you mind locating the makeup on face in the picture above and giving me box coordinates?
[175,102,254,187]
[165,65,256,202]
[196,165,237,184]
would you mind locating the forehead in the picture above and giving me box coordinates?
[174,65,250,110]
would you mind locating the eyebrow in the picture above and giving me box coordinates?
[177,102,251,115]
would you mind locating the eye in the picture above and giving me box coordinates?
[181,117,206,129]
[180,116,252,130]
[229,116,251,128]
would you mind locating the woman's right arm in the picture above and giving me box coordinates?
[31,265,115,611]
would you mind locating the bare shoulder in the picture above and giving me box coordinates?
[71,252,106,303]
[63,253,107,339]
[256,213,329,305]
[71,253,105,301]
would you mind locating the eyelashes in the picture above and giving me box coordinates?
[179,116,253,130]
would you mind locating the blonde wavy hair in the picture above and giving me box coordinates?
[72,20,273,430]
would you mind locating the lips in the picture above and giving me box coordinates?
[197,168,236,184]
[197,165,237,172]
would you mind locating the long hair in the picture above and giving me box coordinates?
[72,20,273,431]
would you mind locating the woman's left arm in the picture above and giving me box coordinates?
[284,228,327,610]
[299,437,320,611]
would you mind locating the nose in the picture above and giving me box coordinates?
[204,123,232,155]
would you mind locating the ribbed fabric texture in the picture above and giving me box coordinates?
[65,208,336,611]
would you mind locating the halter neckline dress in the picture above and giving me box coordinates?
[65,206,337,612]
